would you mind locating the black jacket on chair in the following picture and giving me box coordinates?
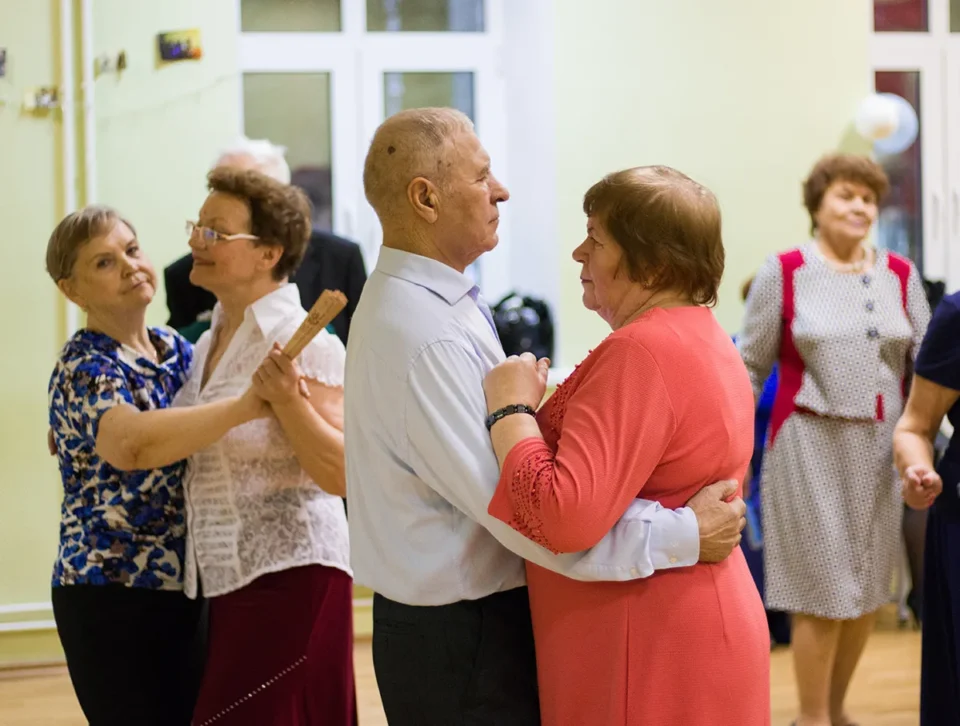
[164,229,368,345]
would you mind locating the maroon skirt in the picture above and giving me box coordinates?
[191,564,357,726]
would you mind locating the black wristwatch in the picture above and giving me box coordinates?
[485,404,537,431]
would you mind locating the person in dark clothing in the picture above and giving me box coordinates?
[164,138,366,345]
[894,288,960,726]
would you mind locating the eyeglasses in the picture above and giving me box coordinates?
[185,221,258,249]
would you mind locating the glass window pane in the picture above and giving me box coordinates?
[874,0,928,32]
[951,0,960,31]
[241,0,341,32]
[874,71,923,272]
[367,0,484,32]
[384,72,475,122]
[243,73,334,231]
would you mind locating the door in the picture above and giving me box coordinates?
[358,38,507,294]
[871,42,945,282]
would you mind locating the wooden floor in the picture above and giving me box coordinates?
[0,619,921,726]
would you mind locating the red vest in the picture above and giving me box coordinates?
[768,249,911,446]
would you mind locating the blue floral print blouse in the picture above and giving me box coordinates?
[48,328,193,590]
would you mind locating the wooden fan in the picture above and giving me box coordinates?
[281,289,347,359]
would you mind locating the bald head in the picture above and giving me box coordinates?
[363,107,474,219]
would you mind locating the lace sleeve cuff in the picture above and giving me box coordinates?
[488,437,560,553]
[297,331,346,388]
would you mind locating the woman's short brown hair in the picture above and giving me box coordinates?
[206,166,312,281]
[583,166,724,307]
[46,205,136,282]
[802,154,890,234]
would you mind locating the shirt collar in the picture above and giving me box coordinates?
[375,247,475,306]
[210,283,302,341]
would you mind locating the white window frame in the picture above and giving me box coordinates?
[236,0,511,297]
[357,40,509,298]
[238,34,361,243]
[870,0,959,290]
[944,42,960,288]
[870,38,945,281]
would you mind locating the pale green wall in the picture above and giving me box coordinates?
[0,0,872,665]
[0,0,239,664]
[553,0,871,364]
[93,0,241,329]
[0,0,66,617]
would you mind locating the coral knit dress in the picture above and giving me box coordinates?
[488,307,770,726]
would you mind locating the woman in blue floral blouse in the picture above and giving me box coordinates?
[45,206,266,726]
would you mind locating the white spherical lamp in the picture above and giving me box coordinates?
[873,93,919,156]
[854,94,900,142]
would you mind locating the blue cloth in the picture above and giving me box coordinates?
[745,365,779,545]
[915,291,960,725]
[732,332,789,643]
[729,332,777,551]
[746,364,792,644]
[741,367,777,592]
[48,328,193,591]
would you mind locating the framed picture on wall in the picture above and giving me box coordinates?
[157,29,203,64]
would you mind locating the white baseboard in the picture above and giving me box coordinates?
[0,603,52,616]
[0,620,57,633]
[0,598,370,635]
[0,603,56,634]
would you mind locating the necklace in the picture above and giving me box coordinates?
[812,240,871,273]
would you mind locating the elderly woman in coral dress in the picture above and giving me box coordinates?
[482,166,769,726]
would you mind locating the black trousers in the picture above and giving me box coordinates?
[52,584,206,726]
[372,587,540,726]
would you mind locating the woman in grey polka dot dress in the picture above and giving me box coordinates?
[738,154,930,726]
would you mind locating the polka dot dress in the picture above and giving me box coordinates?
[738,244,930,620]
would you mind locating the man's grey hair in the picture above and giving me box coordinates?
[212,136,292,185]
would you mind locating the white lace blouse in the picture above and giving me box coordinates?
[174,284,351,599]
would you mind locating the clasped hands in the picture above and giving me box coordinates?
[237,342,311,421]
[483,352,551,414]
[901,463,943,510]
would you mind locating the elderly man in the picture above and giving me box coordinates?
[345,107,747,725]
[164,137,367,344]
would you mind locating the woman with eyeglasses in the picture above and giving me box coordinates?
[178,166,355,726]
[46,205,268,726]
[46,168,355,725]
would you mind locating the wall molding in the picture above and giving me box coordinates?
[0,598,371,615]
[0,597,372,637]
[0,620,57,633]
[0,602,56,634]
[0,602,52,616]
